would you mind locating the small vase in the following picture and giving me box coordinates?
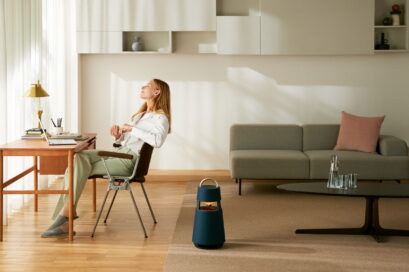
[131,37,143,51]
[392,14,400,26]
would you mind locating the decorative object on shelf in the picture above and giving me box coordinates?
[192,178,225,249]
[382,17,392,25]
[375,32,390,50]
[24,80,49,129]
[390,4,402,26]
[131,36,144,51]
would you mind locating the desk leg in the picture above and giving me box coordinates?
[33,156,38,212]
[93,178,97,212]
[0,151,3,241]
[68,151,74,241]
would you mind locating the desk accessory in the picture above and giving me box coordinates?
[24,80,49,129]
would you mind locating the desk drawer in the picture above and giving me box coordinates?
[39,138,96,175]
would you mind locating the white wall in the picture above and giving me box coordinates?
[80,53,409,170]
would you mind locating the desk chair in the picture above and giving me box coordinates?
[89,143,157,238]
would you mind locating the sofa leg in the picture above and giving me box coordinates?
[238,179,242,196]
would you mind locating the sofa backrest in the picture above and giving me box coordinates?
[230,124,303,151]
[303,124,340,151]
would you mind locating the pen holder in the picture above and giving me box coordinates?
[52,127,64,135]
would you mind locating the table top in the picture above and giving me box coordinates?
[0,133,96,151]
[277,182,409,198]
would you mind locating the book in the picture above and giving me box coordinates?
[21,135,42,140]
[50,134,89,140]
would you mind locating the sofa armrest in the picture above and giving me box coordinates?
[378,135,408,156]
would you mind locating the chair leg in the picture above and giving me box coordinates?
[129,186,148,238]
[239,179,242,196]
[91,187,111,237]
[103,190,119,223]
[140,183,157,224]
[92,178,97,212]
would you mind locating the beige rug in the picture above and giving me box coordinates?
[164,180,409,272]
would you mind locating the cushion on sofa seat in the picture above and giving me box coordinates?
[230,124,303,151]
[303,124,340,151]
[305,150,409,180]
[230,150,309,179]
[334,111,385,153]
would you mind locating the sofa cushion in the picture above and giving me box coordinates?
[230,124,303,151]
[230,150,309,179]
[303,124,340,151]
[334,111,385,153]
[305,150,409,180]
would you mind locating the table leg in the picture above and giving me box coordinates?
[295,197,409,242]
[296,197,372,236]
[0,151,3,241]
[93,178,97,212]
[68,151,74,241]
[33,156,38,212]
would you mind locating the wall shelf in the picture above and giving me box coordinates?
[122,31,172,53]
[374,0,408,51]
[76,0,409,55]
[216,0,260,16]
[374,25,407,28]
[374,49,409,53]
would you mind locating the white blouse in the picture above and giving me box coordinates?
[114,112,169,155]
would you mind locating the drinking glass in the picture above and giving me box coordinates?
[341,174,349,190]
[349,173,358,188]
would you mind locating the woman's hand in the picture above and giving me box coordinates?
[110,125,122,139]
[121,123,133,133]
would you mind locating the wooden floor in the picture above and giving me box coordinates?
[0,170,231,272]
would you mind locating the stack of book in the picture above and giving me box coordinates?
[21,128,46,140]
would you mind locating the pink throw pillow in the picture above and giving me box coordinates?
[334,111,385,153]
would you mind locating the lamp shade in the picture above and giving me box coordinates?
[24,80,49,98]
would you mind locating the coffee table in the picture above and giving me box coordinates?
[277,182,409,242]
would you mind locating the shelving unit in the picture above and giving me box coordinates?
[216,0,260,16]
[76,0,409,55]
[122,32,172,53]
[374,0,409,52]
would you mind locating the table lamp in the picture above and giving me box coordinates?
[24,80,49,128]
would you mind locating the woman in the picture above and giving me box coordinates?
[41,78,171,237]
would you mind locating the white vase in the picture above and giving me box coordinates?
[392,14,400,26]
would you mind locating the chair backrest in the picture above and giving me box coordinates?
[133,142,154,179]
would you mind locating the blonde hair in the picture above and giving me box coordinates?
[132,78,172,133]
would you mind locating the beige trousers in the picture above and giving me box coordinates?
[51,146,138,219]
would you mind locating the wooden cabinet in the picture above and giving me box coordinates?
[76,0,216,31]
[260,0,374,55]
[217,16,260,55]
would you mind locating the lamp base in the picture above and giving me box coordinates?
[194,243,223,250]
[37,110,43,129]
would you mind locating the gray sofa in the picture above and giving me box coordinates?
[230,124,409,195]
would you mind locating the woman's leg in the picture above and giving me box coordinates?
[51,149,103,220]
[44,147,137,234]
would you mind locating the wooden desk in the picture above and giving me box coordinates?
[0,133,96,241]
